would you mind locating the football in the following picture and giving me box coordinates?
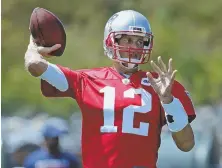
[29,7,66,56]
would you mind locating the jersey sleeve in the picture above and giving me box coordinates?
[161,80,196,126]
[41,64,82,99]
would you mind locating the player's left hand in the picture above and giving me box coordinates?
[146,56,177,104]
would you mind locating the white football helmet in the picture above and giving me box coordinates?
[103,10,153,66]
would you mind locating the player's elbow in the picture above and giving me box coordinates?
[25,60,47,77]
[177,139,195,152]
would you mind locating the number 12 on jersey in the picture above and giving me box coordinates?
[100,86,152,136]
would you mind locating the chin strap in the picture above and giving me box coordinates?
[112,60,139,74]
[120,62,138,69]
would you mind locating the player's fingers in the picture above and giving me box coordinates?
[168,58,173,74]
[28,35,37,49]
[37,46,47,54]
[29,35,34,44]
[37,47,52,56]
[151,60,163,76]
[158,56,167,73]
[37,44,61,55]
[48,44,61,53]
[146,72,159,89]
[169,70,177,86]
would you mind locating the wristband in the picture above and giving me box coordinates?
[40,63,68,92]
[162,97,188,132]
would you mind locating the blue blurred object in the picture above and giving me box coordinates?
[41,117,69,138]
[42,125,68,138]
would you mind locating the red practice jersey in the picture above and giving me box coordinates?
[41,66,196,168]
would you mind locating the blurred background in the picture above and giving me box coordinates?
[1,0,222,167]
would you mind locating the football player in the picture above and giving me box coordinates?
[25,10,196,168]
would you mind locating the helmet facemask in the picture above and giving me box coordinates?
[105,30,153,68]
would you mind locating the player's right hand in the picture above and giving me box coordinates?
[28,35,61,58]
